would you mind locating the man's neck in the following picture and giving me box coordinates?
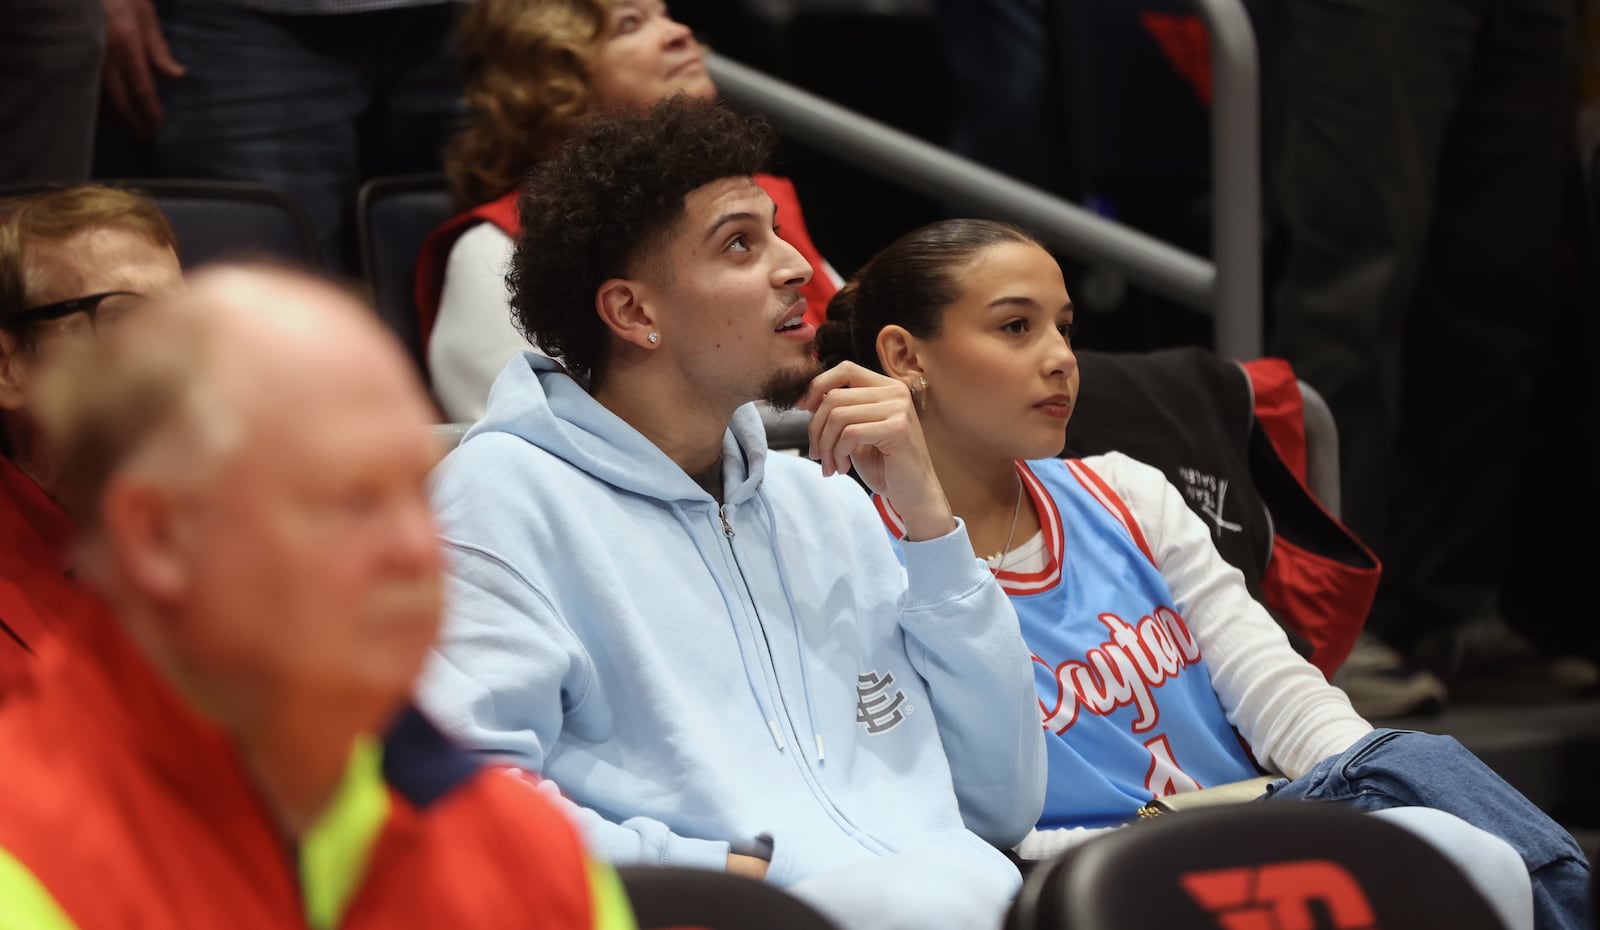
[592,363,740,479]
[132,618,376,840]
[688,457,724,502]
[236,704,371,839]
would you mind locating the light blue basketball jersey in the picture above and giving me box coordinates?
[876,458,1260,829]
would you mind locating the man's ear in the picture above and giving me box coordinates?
[100,476,192,605]
[0,329,31,412]
[875,324,924,382]
[594,278,660,351]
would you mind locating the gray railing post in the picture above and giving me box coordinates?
[1193,0,1264,360]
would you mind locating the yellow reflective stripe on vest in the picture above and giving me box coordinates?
[587,857,639,930]
[300,734,390,930]
[0,847,82,930]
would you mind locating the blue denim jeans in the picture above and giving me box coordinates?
[929,0,1060,196]
[143,0,464,272]
[1267,728,1591,930]
[0,0,103,183]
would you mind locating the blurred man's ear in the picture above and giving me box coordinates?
[0,330,31,412]
[99,476,192,605]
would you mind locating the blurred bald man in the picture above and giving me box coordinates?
[0,265,635,930]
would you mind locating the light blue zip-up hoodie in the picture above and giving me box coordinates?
[416,354,1046,928]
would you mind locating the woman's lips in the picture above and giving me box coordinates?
[1035,398,1072,418]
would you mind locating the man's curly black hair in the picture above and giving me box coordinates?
[508,96,776,382]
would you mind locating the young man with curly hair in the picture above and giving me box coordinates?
[415,97,1046,930]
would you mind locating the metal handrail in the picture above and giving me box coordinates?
[706,0,1262,360]
[1195,0,1263,362]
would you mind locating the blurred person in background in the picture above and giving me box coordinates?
[0,185,182,691]
[1263,0,1594,709]
[95,0,467,272]
[0,0,105,185]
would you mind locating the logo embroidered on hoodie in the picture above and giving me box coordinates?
[856,671,912,734]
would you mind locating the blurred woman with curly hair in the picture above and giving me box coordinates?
[417,0,840,421]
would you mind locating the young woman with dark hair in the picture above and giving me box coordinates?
[816,218,1591,930]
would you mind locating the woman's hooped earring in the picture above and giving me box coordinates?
[647,332,660,345]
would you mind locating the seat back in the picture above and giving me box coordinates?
[355,173,454,380]
[615,865,839,930]
[0,178,322,271]
[1006,803,1506,930]
[1064,346,1377,676]
[1295,376,1340,518]
[759,402,811,454]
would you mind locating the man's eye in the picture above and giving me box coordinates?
[615,13,642,33]
[726,233,749,253]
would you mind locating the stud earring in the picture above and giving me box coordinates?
[647,332,660,344]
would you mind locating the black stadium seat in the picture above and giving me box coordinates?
[615,865,838,930]
[354,173,454,382]
[0,178,322,272]
[1005,802,1507,930]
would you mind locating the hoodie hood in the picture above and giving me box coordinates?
[468,352,770,505]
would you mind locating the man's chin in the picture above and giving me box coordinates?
[759,354,823,411]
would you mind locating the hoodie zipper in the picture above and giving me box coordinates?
[716,503,890,856]
[719,504,802,751]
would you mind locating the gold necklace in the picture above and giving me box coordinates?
[985,471,1025,572]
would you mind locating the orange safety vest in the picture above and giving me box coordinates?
[0,608,633,930]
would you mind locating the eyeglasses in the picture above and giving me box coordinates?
[13,290,144,333]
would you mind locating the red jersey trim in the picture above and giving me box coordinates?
[872,494,905,537]
[872,461,1066,596]
[991,462,1063,595]
[1063,458,1157,566]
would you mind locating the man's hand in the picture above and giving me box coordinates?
[726,853,770,881]
[797,362,956,542]
[102,0,185,137]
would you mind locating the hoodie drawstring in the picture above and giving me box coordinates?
[669,502,788,753]
[760,495,826,764]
